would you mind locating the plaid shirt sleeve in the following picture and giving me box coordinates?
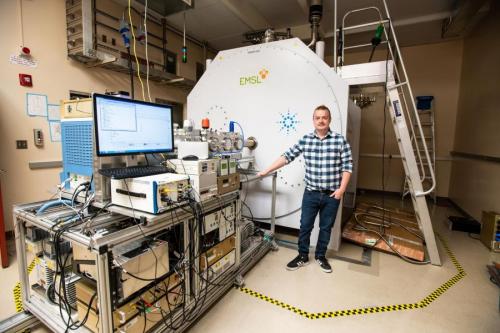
[341,137,353,173]
[282,136,306,163]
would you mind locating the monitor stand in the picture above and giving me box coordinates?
[124,155,139,167]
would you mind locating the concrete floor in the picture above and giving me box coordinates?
[1,195,499,332]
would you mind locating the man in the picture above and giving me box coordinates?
[258,105,352,273]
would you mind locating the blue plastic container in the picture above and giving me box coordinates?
[416,96,434,110]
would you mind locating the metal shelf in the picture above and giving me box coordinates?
[11,174,277,332]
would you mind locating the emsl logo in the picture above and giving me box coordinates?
[240,69,269,85]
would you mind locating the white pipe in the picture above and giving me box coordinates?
[307,25,318,47]
[307,0,322,48]
[316,40,325,60]
[206,59,212,68]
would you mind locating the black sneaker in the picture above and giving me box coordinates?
[315,256,332,273]
[286,254,309,271]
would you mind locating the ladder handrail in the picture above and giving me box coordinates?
[339,5,428,181]
[381,0,436,196]
[380,20,428,181]
[394,85,427,181]
[341,7,384,63]
[338,0,436,196]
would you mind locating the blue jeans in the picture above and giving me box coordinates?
[298,189,340,257]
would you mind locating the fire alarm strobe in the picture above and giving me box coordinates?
[19,74,33,87]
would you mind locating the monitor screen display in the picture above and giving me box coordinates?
[93,94,174,156]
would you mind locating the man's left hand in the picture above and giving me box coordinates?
[330,189,344,200]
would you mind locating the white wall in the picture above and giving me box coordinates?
[0,0,213,230]
[449,5,500,221]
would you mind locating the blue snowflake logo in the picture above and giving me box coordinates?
[277,111,301,135]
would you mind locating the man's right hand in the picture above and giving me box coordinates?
[257,156,287,178]
[257,170,268,177]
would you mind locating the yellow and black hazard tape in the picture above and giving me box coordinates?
[240,233,466,319]
[13,257,40,313]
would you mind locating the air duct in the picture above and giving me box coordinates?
[442,0,490,37]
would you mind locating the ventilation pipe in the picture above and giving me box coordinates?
[307,0,323,48]
[442,0,490,37]
[316,40,325,60]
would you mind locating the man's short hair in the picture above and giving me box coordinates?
[313,105,331,120]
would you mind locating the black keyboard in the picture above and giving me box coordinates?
[98,165,171,179]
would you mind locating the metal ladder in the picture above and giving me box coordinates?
[403,97,437,203]
[334,0,441,265]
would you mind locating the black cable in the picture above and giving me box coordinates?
[380,19,391,236]
[368,45,377,62]
[122,179,160,276]
[116,181,205,330]
[59,179,164,331]
[52,225,83,332]
[84,174,94,203]
[338,26,343,67]
[71,181,90,206]
[181,198,216,323]
[127,46,135,98]
[71,291,97,329]
[235,171,250,218]
[152,281,185,330]
[195,262,236,288]
[56,175,237,331]
[122,269,165,282]
[48,179,195,331]
[142,306,147,333]
[241,201,254,221]
[156,276,178,329]
[173,200,204,327]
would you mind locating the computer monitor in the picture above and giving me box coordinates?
[93,94,174,156]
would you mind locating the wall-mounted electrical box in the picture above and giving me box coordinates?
[16,140,28,149]
[33,129,43,147]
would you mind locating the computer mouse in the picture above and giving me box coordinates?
[182,155,199,161]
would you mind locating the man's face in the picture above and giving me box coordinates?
[313,109,331,132]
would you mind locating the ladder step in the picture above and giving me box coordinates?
[387,81,408,90]
[415,136,432,140]
[414,154,435,160]
[414,123,433,126]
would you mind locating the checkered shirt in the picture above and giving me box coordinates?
[283,130,353,191]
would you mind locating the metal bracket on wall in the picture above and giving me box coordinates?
[85,52,118,68]
[28,161,62,170]
[450,151,500,164]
